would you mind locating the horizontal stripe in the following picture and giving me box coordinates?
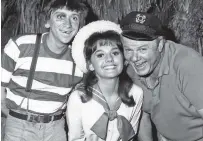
[18,44,73,61]
[4,39,20,62]
[1,53,17,72]
[15,33,45,58]
[11,76,71,95]
[6,89,65,113]
[17,33,74,62]
[1,82,8,87]
[9,79,67,102]
[13,69,82,88]
[15,57,83,77]
[15,34,39,46]
[1,68,13,83]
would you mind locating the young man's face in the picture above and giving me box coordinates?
[47,7,80,44]
[122,36,163,77]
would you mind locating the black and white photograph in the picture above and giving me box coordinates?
[1,0,203,141]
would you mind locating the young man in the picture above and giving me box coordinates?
[1,0,89,140]
[120,11,203,141]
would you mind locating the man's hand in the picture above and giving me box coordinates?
[1,86,9,117]
[138,112,153,141]
[157,132,170,141]
[198,109,203,119]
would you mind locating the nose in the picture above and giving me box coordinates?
[105,54,113,63]
[63,18,72,28]
[131,51,140,62]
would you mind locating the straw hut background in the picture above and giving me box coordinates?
[1,0,203,140]
[1,0,203,55]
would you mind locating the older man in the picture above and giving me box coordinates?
[120,11,203,141]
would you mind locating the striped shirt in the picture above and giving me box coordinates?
[1,33,83,113]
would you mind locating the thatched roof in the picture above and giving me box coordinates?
[1,0,203,55]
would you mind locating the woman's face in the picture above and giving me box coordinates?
[89,40,124,80]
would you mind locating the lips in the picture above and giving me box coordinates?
[103,65,116,70]
[134,61,147,69]
[59,29,72,35]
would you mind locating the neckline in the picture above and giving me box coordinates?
[43,34,70,59]
[96,83,120,110]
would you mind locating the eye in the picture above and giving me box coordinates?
[57,14,65,19]
[112,51,120,56]
[96,53,104,58]
[72,15,79,21]
[125,48,133,53]
[139,47,147,53]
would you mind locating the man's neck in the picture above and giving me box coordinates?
[145,52,164,89]
[46,34,68,54]
[151,61,161,80]
[151,50,165,79]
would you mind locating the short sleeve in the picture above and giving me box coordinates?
[176,52,203,114]
[1,38,20,87]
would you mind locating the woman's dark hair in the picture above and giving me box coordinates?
[80,30,135,107]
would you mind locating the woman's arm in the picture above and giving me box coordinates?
[66,91,85,141]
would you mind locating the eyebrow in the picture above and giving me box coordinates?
[52,11,66,16]
[94,47,119,54]
[137,45,148,48]
[111,47,120,51]
[123,45,131,48]
[70,13,80,17]
[94,49,103,54]
[52,11,79,16]
[124,44,148,49]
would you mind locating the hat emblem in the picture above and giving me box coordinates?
[136,14,146,24]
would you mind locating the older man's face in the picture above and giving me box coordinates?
[122,36,162,77]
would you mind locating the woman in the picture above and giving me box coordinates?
[67,20,143,141]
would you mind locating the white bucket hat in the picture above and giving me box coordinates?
[72,20,122,73]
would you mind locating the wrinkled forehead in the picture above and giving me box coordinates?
[121,36,156,48]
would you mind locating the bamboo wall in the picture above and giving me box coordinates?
[1,0,203,54]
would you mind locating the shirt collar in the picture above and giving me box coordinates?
[157,42,170,77]
[42,33,71,58]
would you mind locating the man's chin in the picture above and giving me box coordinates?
[60,38,72,44]
[137,71,152,77]
[135,70,149,77]
[59,34,76,44]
